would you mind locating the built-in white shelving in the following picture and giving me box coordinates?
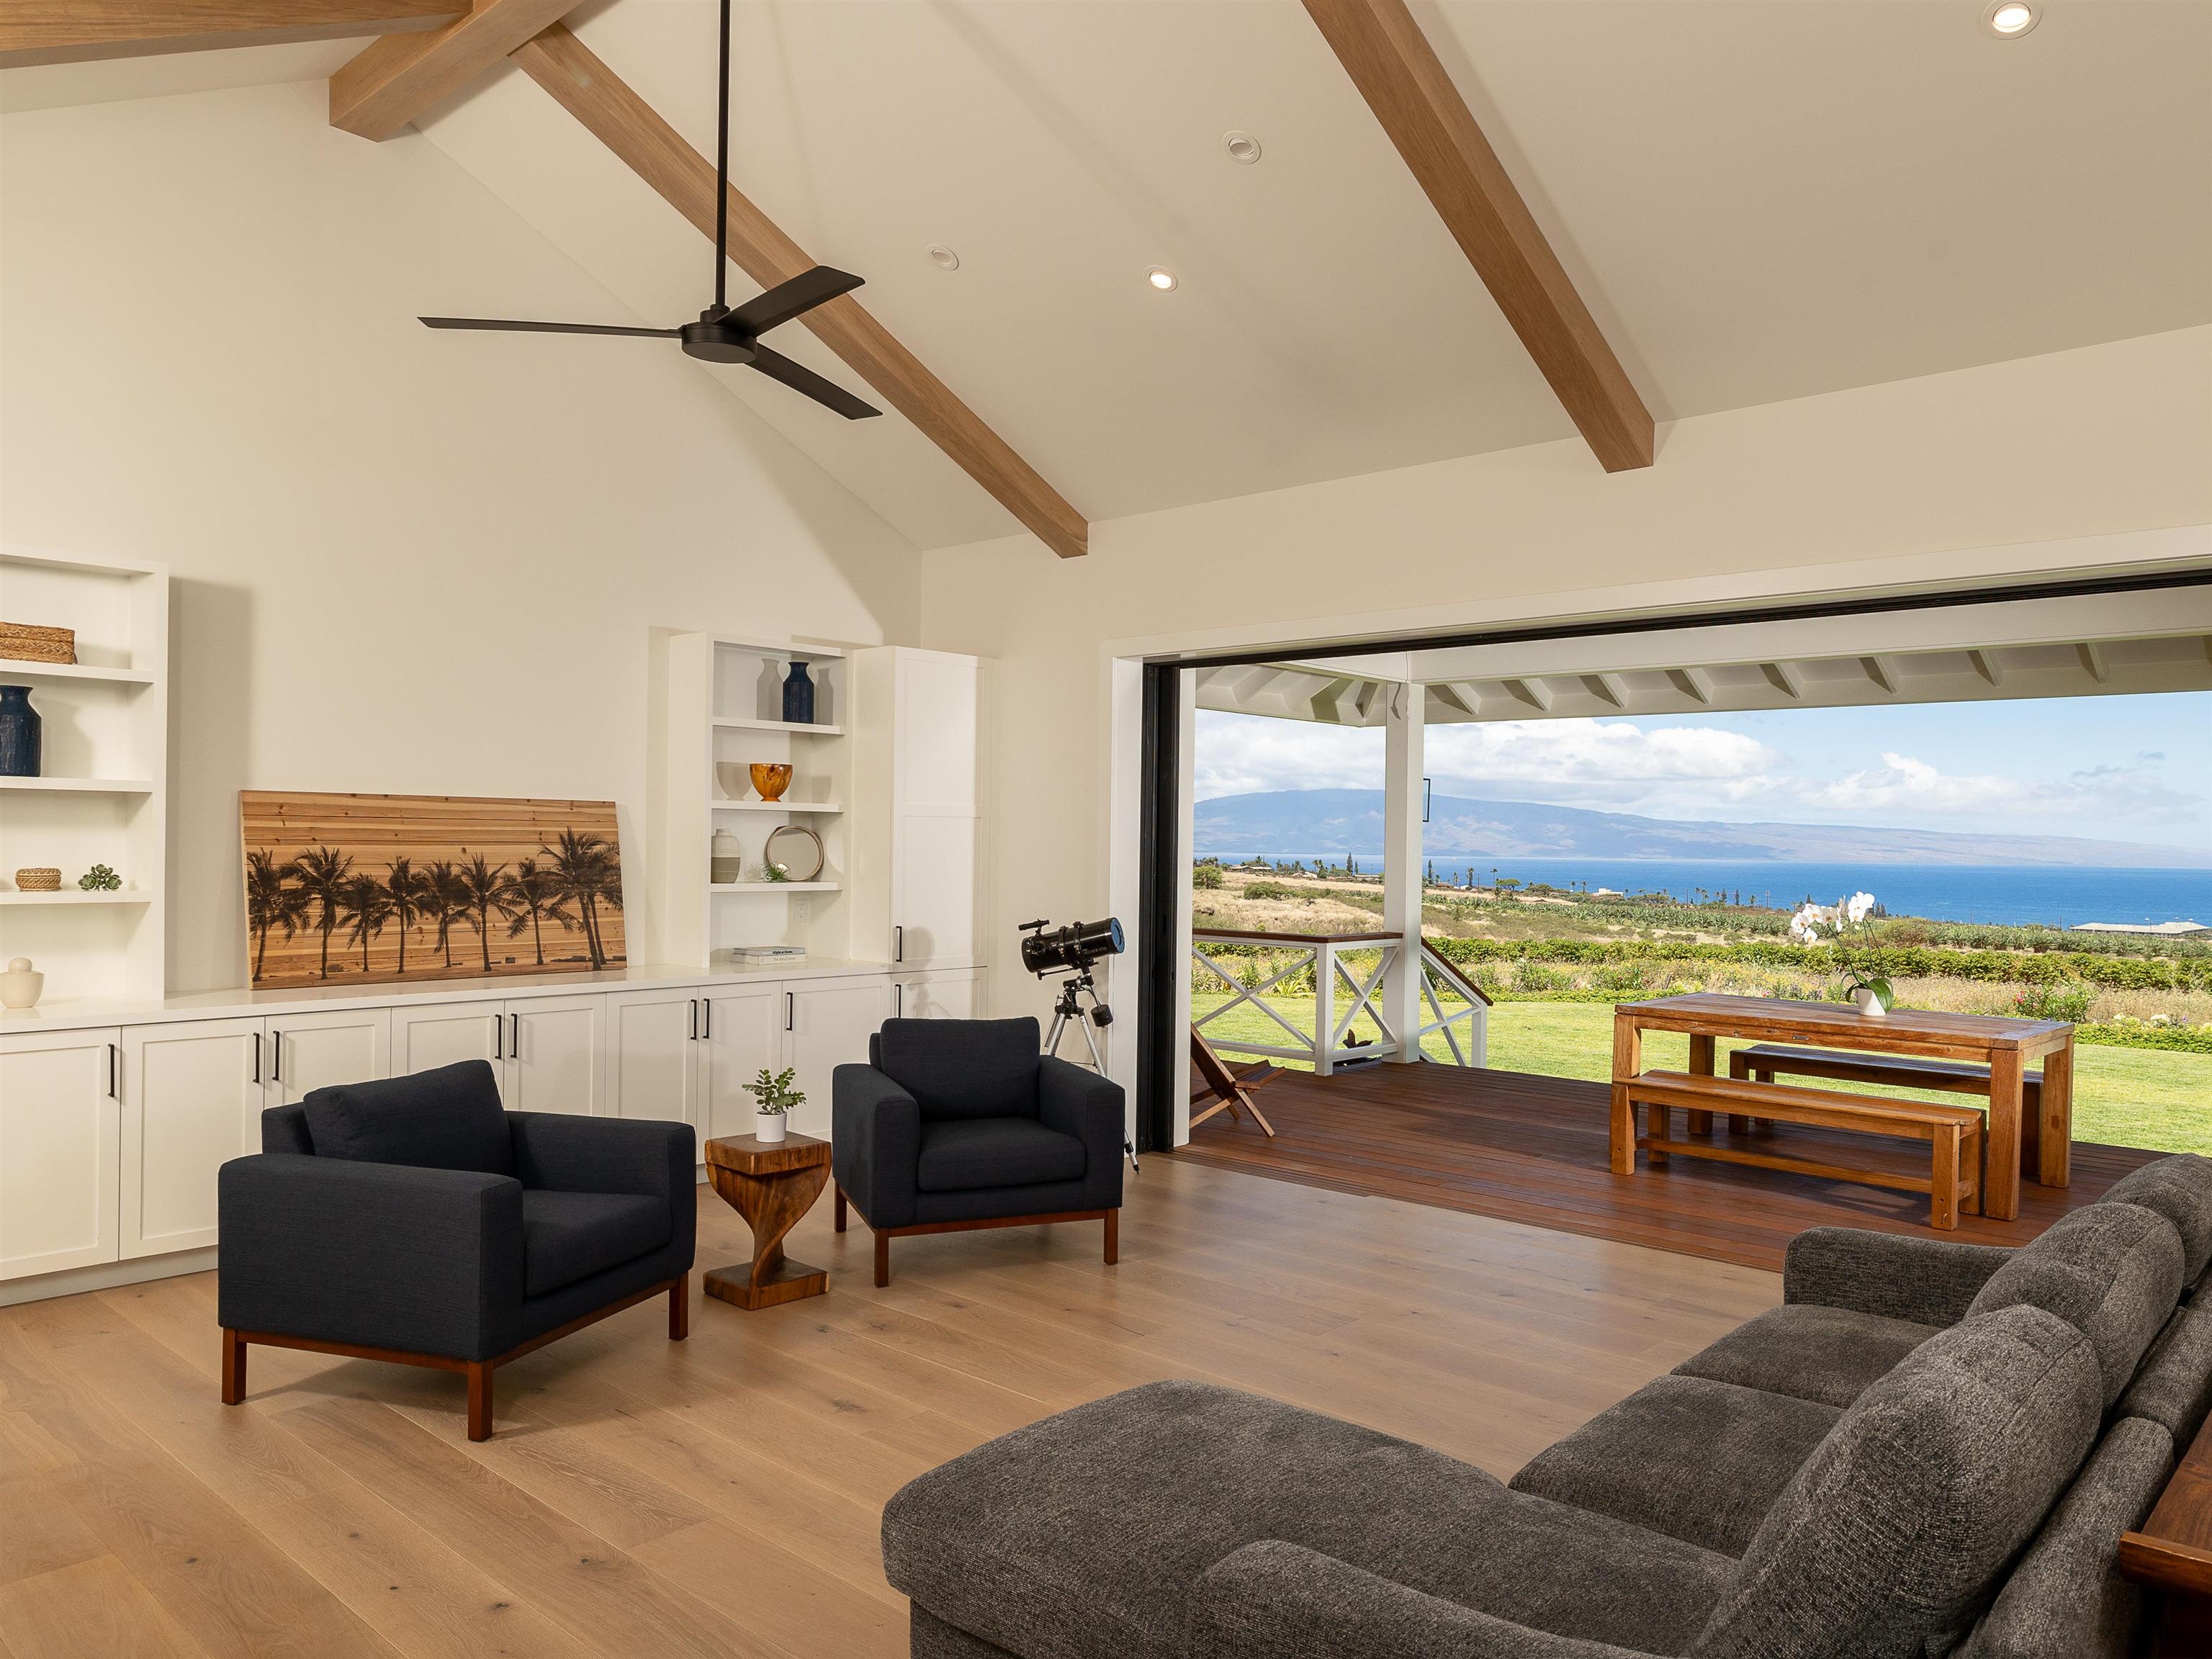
[710,799,843,814]
[709,881,841,894]
[0,545,170,1002]
[711,716,845,737]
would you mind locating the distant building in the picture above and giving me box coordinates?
[2073,920,2211,936]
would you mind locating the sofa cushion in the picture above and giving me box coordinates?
[302,1059,514,1177]
[1966,1202,2184,1406]
[917,1118,1087,1194]
[2103,1154,2212,1282]
[2116,1299,2212,1446]
[1955,1415,2173,1659]
[1674,1304,1940,1409]
[878,1018,1041,1123]
[519,1189,669,1298]
[1510,1376,1841,1556]
[883,1379,1734,1659]
[1696,1305,2103,1659]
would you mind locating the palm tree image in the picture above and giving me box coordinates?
[506,857,576,967]
[245,848,303,981]
[341,873,395,974]
[456,853,519,972]
[418,860,472,969]
[541,829,624,969]
[286,845,356,979]
[382,857,424,975]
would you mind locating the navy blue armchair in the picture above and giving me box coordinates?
[217,1059,694,1440]
[831,1017,1125,1285]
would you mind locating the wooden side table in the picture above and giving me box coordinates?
[703,1132,832,1310]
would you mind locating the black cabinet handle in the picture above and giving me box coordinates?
[703,999,712,1040]
[785,992,794,1032]
[689,998,698,1040]
[511,1012,520,1056]
[894,982,904,1017]
[251,1031,262,1084]
[894,925,904,963]
[271,1032,284,1085]
[494,1013,503,1061]
[107,1043,118,1100]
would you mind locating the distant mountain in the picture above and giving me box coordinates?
[1193,788,2212,870]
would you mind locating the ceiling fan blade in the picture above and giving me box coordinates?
[420,317,681,338]
[746,345,881,420]
[724,267,866,336]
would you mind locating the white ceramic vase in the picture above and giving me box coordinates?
[755,1110,788,1143]
[1851,986,1887,1017]
[0,957,40,1010]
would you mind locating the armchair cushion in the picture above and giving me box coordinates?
[917,1118,1087,1193]
[302,1058,515,1177]
[877,1017,1040,1121]
[1672,1304,1940,1410]
[521,1190,670,1298]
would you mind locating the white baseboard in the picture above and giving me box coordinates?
[0,1247,217,1307]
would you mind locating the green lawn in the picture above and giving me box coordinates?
[1192,992,2212,1155]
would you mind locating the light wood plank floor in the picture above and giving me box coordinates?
[0,1158,1778,1659]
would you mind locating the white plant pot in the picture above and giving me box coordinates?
[1851,987,1888,1017]
[755,1111,788,1143]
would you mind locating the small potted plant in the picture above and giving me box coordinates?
[743,1066,803,1143]
[1788,891,1894,1016]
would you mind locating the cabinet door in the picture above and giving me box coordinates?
[122,1017,260,1258]
[265,1008,390,1107]
[0,1028,122,1280]
[892,815,979,970]
[505,994,606,1117]
[390,1002,503,1090]
[783,977,891,1141]
[606,990,701,1127]
[698,984,786,1143]
[893,971,978,1021]
[890,652,983,971]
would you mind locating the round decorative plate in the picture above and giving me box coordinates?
[763,824,824,884]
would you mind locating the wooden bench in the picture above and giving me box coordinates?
[1727,1042,2039,1156]
[1611,1069,1985,1229]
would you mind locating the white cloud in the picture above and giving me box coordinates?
[1795,752,2197,823]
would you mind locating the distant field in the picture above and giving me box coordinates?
[1190,992,2212,1156]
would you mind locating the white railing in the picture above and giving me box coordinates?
[1192,930,1488,1074]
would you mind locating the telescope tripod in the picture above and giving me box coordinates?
[1044,972,1138,1174]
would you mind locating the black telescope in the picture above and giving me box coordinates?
[1018,916,1124,979]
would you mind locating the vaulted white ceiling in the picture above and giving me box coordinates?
[10,1,2209,551]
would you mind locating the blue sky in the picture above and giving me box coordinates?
[1194,691,2212,855]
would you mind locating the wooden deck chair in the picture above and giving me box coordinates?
[1189,1027,1280,1138]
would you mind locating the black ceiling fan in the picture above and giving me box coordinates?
[418,0,880,420]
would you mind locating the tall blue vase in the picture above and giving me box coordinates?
[782,660,815,725]
[0,685,39,778]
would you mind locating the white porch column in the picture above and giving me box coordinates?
[1382,680,1424,1061]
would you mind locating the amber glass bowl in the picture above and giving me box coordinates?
[749,763,793,802]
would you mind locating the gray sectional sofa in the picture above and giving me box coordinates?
[882,1154,2212,1659]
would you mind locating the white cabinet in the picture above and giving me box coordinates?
[853,647,988,973]
[892,969,980,1021]
[606,989,701,1125]
[1,1028,121,1280]
[699,983,786,1142]
[121,1017,259,1257]
[390,1001,500,1077]
[503,994,607,1117]
[783,976,891,1140]
[264,1007,390,1106]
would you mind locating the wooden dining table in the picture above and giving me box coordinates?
[1611,994,2076,1221]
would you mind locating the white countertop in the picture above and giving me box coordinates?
[0,958,896,1034]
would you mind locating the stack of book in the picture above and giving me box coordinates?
[730,945,808,968]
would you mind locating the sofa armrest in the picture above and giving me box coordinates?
[1038,1055,1125,1208]
[217,1154,525,1361]
[832,1064,921,1229]
[508,1112,693,1202]
[1189,1542,1660,1659]
[1784,1226,2011,1326]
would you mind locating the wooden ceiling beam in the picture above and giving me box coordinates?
[1302,0,1654,472]
[2,0,459,68]
[331,0,579,140]
[509,24,1087,559]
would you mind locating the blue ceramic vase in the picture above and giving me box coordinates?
[782,660,815,724]
[0,685,39,777]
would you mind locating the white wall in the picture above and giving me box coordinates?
[0,82,920,994]
[918,326,2212,1031]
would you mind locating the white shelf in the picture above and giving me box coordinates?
[713,634,845,662]
[711,716,845,736]
[0,775,156,795]
[711,799,844,814]
[0,659,156,685]
[711,881,841,894]
[0,890,157,906]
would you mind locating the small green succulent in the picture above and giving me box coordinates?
[78,865,122,891]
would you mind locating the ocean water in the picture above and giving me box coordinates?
[1219,855,2212,930]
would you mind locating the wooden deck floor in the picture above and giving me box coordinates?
[1177,1062,2159,1272]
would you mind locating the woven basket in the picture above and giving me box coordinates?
[14,868,61,892]
[0,624,75,665]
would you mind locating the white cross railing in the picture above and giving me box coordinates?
[1190,930,1489,1074]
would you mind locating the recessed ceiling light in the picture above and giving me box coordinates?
[1984,1,2038,37]
[1223,130,1262,164]
[1145,266,1177,292]
[928,245,961,271]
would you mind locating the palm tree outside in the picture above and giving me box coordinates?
[246,848,302,981]
[287,845,355,979]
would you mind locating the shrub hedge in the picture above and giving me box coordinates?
[1426,935,2212,992]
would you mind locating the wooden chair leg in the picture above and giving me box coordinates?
[220,1328,246,1406]
[668,1272,690,1341]
[873,1231,890,1288]
[1104,1209,1119,1266]
[1609,1083,1636,1174]
[1647,1100,1669,1166]
[834,1186,848,1233]
[466,1362,494,1442]
[1930,1127,1960,1232]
